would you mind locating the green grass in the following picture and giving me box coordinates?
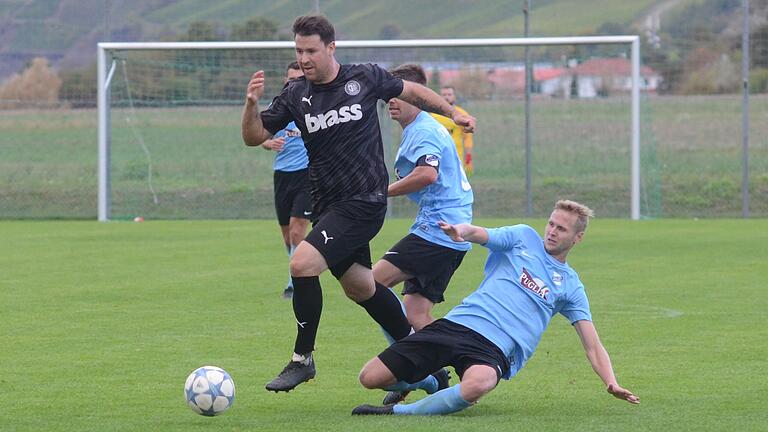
[1,219,766,431]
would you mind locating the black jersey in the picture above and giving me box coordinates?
[261,63,404,215]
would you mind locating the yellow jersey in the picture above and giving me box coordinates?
[430,105,474,166]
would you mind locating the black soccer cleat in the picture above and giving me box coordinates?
[382,390,409,405]
[431,368,451,393]
[351,404,395,416]
[265,356,316,392]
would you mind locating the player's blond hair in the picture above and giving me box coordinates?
[554,200,594,233]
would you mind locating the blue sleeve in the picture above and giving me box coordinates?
[402,130,442,163]
[366,64,403,101]
[484,225,528,251]
[560,282,592,324]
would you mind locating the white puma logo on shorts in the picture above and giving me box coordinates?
[321,230,334,244]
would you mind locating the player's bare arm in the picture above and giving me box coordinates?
[574,320,640,404]
[399,81,476,133]
[388,166,437,197]
[438,222,488,244]
[242,70,273,146]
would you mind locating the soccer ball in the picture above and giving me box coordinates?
[184,366,235,416]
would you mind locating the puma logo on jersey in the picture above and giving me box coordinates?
[321,230,334,244]
[301,95,313,106]
[305,104,363,133]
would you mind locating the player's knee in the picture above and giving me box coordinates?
[459,367,499,402]
[342,282,373,303]
[358,358,393,389]
[289,254,315,276]
[357,366,380,389]
[343,287,363,302]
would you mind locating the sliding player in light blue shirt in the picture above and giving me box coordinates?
[353,200,640,415]
[371,64,474,405]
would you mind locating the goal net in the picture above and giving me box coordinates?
[98,37,656,221]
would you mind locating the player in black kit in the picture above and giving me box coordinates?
[242,14,476,393]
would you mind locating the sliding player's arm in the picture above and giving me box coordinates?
[438,222,488,244]
[574,320,640,405]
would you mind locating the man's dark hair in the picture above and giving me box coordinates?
[292,15,335,45]
[389,63,427,86]
[287,61,301,71]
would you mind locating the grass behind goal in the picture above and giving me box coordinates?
[1,219,766,431]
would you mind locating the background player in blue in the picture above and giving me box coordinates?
[242,14,477,393]
[352,200,640,415]
[372,64,474,405]
[260,61,311,299]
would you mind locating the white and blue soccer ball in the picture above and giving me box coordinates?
[184,366,235,416]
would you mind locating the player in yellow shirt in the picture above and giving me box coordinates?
[430,86,474,175]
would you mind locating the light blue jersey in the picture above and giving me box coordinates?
[444,224,592,379]
[273,121,308,172]
[395,111,473,250]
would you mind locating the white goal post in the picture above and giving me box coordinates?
[97,36,641,221]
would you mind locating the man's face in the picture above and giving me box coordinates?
[388,97,419,123]
[543,209,583,258]
[284,68,304,84]
[294,34,335,83]
[440,87,456,105]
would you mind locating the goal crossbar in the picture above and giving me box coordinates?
[97,35,641,220]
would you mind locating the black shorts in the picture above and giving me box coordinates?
[274,169,312,226]
[378,318,510,384]
[382,234,467,304]
[304,200,387,279]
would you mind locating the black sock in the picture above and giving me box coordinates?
[357,282,412,341]
[291,276,323,355]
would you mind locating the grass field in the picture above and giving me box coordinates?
[2,95,767,220]
[1,218,766,431]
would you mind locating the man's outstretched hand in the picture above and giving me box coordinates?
[438,221,464,242]
[607,383,640,404]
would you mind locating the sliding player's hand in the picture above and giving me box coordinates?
[438,221,464,242]
[453,112,476,133]
[607,383,640,404]
[246,70,265,105]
